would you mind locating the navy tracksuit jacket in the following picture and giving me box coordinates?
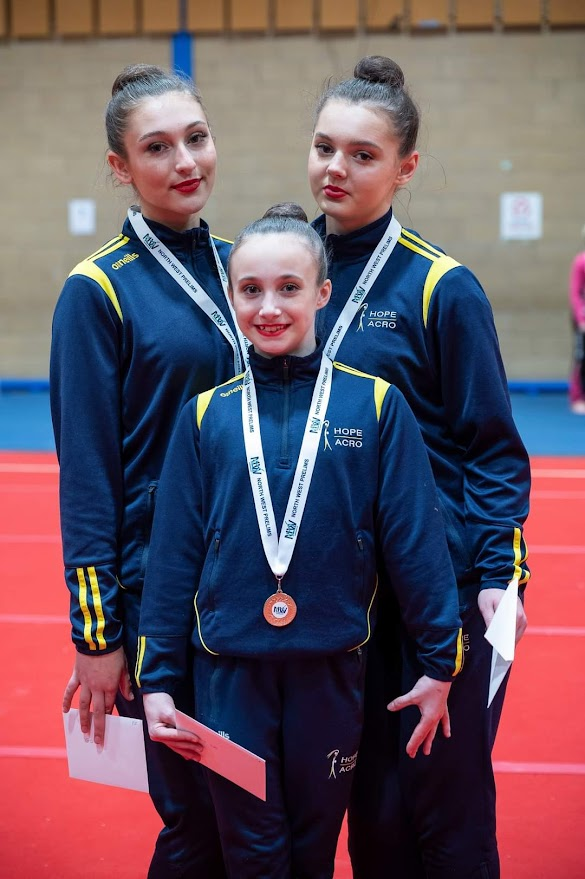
[50,214,236,879]
[136,343,463,879]
[311,208,531,879]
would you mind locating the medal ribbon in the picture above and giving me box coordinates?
[242,353,333,581]
[127,208,249,373]
[324,214,402,360]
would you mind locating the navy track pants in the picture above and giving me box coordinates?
[119,591,226,879]
[194,650,367,879]
[348,588,508,879]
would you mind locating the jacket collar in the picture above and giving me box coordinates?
[123,214,211,257]
[313,208,394,263]
[248,340,325,385]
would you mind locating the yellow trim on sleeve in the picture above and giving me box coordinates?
[453,628,464,676]
[513,526,530,584]
[69,261,123,323]
[76,567,96,651]
[422,255,460,328]
[332,362,390,420]
[87,566,106,650]
[84,235,128,262]
[332,361,376,380]
[135,636,146,687]
[197,387,217,429]
[373,376,391,421]
[398,236,437,261]
[400,228,444,258]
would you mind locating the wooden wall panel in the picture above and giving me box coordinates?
[454,0,494,28]
[549,1,585,26]
[0,0,7,37]
[230,0,269,32]
[500,0,542,26]
[141,0,180,33]
[10,0,50,37]
[187,0,224,33]
[55,0,93,35]
[410,1,449,29]
[320,0,359,30]
[98,0,137,35]
[365,1,405,31]
[275,0,313,32]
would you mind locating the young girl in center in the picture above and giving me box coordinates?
[136,203,463,879]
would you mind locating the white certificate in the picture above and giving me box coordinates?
[63,709,149,793]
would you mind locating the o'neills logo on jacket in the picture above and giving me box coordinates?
[112,253,139,270]
[356,302,398,331]
[322,422,364,450]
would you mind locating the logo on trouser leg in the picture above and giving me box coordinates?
[327,748,358,779]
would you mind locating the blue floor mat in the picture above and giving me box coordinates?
[0,388,583,456]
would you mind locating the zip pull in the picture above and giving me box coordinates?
[283,357,290,382]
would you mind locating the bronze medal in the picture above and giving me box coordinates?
[263,591,297,627]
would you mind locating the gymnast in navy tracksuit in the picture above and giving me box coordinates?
[136,204,463,879]
[308,56,531,878]
[50,64,241,878]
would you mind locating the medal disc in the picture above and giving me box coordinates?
[263,592,297,627]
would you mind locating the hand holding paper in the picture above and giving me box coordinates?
[63,708,149,793]
[483,578,519,707]
[175,710,266,801]
[143,692,203,762]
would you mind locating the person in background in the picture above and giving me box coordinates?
[50,63,245,877]
[308,55,531,879]
[569,224,585,414]
[135,202,463,879]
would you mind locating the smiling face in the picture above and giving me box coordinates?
[308,99,419,236]
[107,91,216,231]
[229,232,331,359]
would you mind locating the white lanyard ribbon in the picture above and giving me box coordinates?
[324,214,402,360]
[127,208,249,373]
[242,353,333,581]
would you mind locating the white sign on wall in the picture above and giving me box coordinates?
[68,198,96,236]
[500,192,542,241]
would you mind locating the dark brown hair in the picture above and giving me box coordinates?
[313,55,419,157]
[105,63,206,158]
[228,202,328,286]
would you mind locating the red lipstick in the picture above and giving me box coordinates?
[323,185,348,199]
[173,179,201,193]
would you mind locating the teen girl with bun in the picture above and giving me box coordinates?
[308,55,531,879]
[50,63,244,877]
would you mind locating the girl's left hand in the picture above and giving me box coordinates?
[387,676,452,758]
[142,692,203,761]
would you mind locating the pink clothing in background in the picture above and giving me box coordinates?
[569,250,585,406]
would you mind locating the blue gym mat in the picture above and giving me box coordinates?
[0,385,583,456]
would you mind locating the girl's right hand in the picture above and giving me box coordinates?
[142,692,203,761]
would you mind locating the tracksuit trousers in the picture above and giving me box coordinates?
[348,586,508,879]
[194,649,367,879]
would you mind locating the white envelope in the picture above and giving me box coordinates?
[63,709,149,793]
[484,578,519,708]
[176,710,266,801]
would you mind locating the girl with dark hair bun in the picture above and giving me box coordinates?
[308,55,531,878]
[50,63,244,877]
[137,203,463,878]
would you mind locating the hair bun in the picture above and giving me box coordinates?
[111,63,165,97]
[262,202,308,223]
[354,56,405,90]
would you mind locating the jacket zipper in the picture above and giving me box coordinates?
[281,356,290,464]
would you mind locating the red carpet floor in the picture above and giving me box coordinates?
[1,452,584,878]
